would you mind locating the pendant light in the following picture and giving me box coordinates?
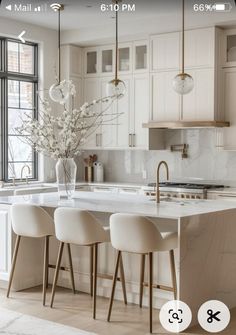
[106,0,125,98]
[49,3,70,103]
[173,0,194,95]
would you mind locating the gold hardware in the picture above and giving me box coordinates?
[156,160,169,203]
[132,133,136,147]
[170,144,188,159]
[142,121,230,129]
[129,134,132,147]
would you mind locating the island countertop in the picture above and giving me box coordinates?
[1,191,236,219]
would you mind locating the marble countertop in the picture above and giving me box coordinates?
[1,191,236,219]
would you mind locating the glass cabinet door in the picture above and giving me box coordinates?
[135,45,147,70]
[118,47,130,72]
[102,49,113,73]
[86,51,97,74]
[227,35,236,63]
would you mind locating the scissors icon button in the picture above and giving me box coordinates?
[207,309,221,323]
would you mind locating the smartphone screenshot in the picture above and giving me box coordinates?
[0,0,236,334]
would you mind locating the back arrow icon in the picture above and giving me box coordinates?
[18,31,26,43]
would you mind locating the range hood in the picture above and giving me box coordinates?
[143,120,230,129]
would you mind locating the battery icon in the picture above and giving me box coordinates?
[214,3,232,11]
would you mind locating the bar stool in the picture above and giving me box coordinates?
[107,213,178,333]
[7,204,75,306]
[50,208,127,319]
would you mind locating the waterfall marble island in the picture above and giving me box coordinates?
[0,191,236,326]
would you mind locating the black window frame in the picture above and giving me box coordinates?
[0,37,38,182]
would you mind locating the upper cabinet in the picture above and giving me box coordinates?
[84,47,99,76]
[184,28,215,68]
[133,41,149,72]
[101,47,114,75]
[151,32,180,71]
[221,28,236,67]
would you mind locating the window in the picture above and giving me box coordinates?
[0,38,38,181]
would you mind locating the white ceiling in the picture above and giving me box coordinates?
[0,0,236,45]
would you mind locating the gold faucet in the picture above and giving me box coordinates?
[20,164,31,184]
[156,161,169,203]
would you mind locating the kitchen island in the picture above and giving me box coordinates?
[1,191,236,326]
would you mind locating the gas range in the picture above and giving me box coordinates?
[142,182,225,199]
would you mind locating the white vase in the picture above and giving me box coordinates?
[55,158,77,199]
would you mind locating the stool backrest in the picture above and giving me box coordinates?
[54,208,107,245]
[110,213,163,254]
[11,204,55,238]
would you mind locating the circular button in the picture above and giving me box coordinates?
[198,300,230,333]
[159,300,192,333]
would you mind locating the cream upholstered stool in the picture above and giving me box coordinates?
[7,204,75,306]
[50,208,127,319]
[107,213,178,333]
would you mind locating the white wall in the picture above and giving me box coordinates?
[0,17,58,181]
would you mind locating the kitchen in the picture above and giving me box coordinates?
[1,0,236,334]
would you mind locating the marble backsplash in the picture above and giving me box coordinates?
[76,129,236,185]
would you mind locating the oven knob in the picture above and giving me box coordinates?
[173,194,177,197]
[167,194,171,197]
[196,196,201,199]
[186,195,190,199]
[181,194,185,198]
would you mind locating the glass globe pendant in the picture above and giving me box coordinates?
[107,79,126,99]
[173,73,194,95]
[106,0,125,99]
[173,0,194,95]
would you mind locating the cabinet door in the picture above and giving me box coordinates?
[83,78,101,148]
[132,74,149,148]
[222,70,236,150]
[101,46,115,75]
[151,72,181,121]
[117,77,132,148]
[118,43,132,75]
[84,47,99,76]
[0,208,11,280]
[185,28,215,68]
[151,32,180,71]
[133,40,148,73]
[182,69,215,121]
[100,78,117,148]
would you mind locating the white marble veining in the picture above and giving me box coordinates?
[1,191,236,219]
[0,307,95,335]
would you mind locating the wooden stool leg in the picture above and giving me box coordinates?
[7,235,21,298]
[67,243,76,294]
[169,250,177,299]
[119,253,127,305]
[43,236,49,306]
[50,242,64,308]
[93,243,98,319]
[139,254,145,308]
[45,236,49,289]
[90,245,94,296]
[148,252,153,334]
[107,250,121,322]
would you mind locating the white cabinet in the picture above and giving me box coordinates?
[221,69,236,150]
[61,45,82,78]
[151,72,181,121]
[133,40,148,73]
[131,74,149,148]
[151,32,180,71]
[185,28,215,68]
[182,69,215,121]
[83,78,101,148]
[116,77,132,148]
[84,47,99,76]
[0,207,11,281]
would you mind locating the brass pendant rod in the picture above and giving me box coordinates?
[58,8,61,83]
[115,0,118,83]
[181,0,185,74]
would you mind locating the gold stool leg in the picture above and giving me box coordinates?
[148,252,153,334]
[139,254,145,308]
[107,250,121,322]
[67,243,76,294]
[119,253,127,305]
[43,236,50,306]
[50,242,64,308]
[7,235,21,298]
[169,250,177,299]
[93,243,98,319]
[90,245,94,296]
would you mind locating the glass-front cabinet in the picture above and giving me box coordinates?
[85,48,98,75]
[101,47,114,74]
[118,43,132,73]
[224,29,236,67]
[134,41,148,72]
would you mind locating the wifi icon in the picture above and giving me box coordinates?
[50,3,64,11]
